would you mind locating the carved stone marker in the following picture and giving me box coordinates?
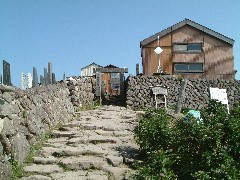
[136,63,139,75]
[48,62,52,85]
[0,74,2,84]
[40,75,44,85]
[3,60,11,86]
[44,68,48,85]
[175,79,188,114]
[52,73,56,84]
[32,67,38,87]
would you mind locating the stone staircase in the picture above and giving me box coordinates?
[20,106,140,180]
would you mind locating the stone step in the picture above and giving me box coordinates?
[67,135,120,145]
[101,166,132,180]
[33,156,58,164]
[23,164,63,174]
[51,130,77,138]
[20,174,51,180]
[46,137,68,144]
[106,155,123,167]
[62,120,81,128]
[40,144,109,157]
[50,170,108,180]
[59,156,105,170]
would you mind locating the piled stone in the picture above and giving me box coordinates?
[67,77,96,109]
[126,75,240,110]
[0,82,75,180]
[20,106,139,180]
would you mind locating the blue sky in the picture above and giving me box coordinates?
[0,0,240,87]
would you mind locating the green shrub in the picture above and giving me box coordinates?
[134,109,173,155]
[134,100,240,179]
[134,108,177,179]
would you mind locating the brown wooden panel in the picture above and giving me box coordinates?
[172,25,204,43]
[173,53,204,63]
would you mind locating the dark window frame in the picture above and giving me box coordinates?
[174,63,204,73]
[173,43,202,53]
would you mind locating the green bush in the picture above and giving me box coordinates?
[135,109,172,155]
[133,100,240,179]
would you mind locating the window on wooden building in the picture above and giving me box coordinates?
[174,63,204,73]
[173,43,202,52]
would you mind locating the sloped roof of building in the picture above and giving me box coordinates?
[81,62,102,70]
[140,18,234,47]
[104,64,119,68]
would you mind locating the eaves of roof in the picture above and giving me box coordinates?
[140,18,234,47]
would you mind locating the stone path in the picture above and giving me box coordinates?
[20,106,140,180]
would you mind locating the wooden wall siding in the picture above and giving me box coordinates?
[180,73,235,80]
[142,33,172,75]
[172,25,204,43]
[204,34,234,79]
[204,34,228,47]
[173,53,204,63]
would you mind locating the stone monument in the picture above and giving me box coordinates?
[48,62,52,85]
[52,73,56,84]
[32,67,38,87]
[44,68,48,85]
[3,60,11,86]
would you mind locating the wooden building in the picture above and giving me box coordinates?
[140,18,235,80]
[95,64,128,96]
[81,62,102,77]
[101,64,123,95]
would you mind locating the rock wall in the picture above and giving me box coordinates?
[0,82,75,179]
[66,77,96,110]
[126,75,240,110]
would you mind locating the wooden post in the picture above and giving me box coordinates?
[175,79,188,114]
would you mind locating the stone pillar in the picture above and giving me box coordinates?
[0,74,2,84]
[52,73,56,84]
[32,67,38,87]
[3,60,11,86]
[48,62,52,85]
[40,75,44,85]
[175,79,188,114]
[136,63,139,76]
[63,72,66,80]
[44,68,48,85]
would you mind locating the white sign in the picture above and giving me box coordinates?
[152,86,168,95]
[209,87,229,113]
[154,46,163,55]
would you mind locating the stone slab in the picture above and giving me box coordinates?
[20,174,51,180]
[23,164,63,174]
[51,130,76,138]
[60,156,105,170]
[106,155,123,167]
[33,156,58,164]
[50,171,87,180]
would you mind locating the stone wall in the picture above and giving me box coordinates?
[66,77,96,110]
[0,82,75,179]
[126,75,240,110]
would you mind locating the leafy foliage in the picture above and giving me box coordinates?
[11,159,24,180]
[133,100,240,179]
